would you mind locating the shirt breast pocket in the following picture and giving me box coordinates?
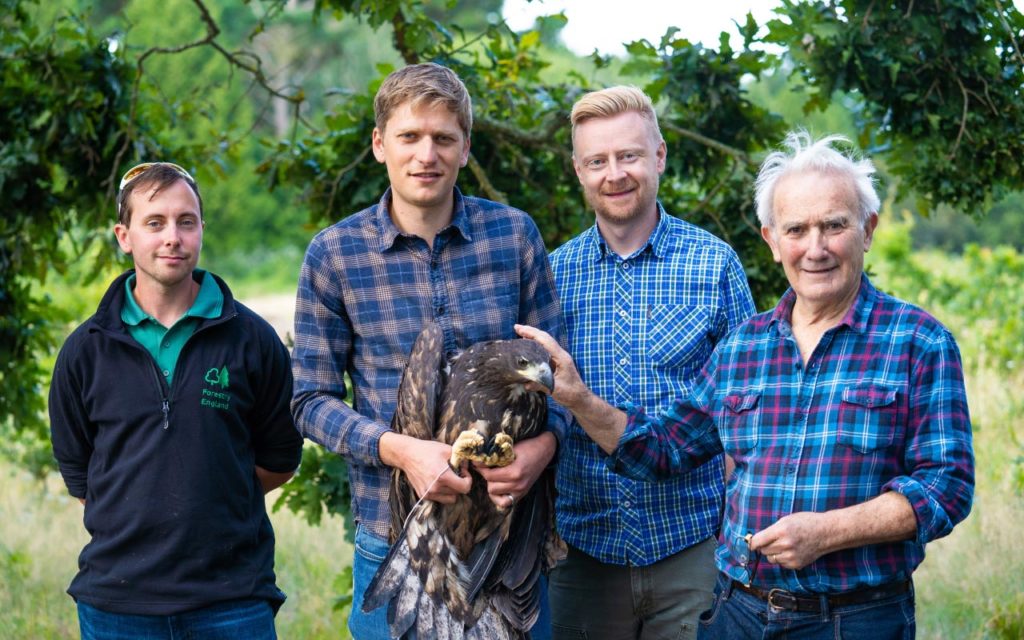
[722,392,759,455]
[647,304,712,370]
[837,385,898,453]
[458,283,517,343]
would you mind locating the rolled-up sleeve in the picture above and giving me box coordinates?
[608,368,723,482]
[882,329,974,544]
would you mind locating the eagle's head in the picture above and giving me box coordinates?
[457,338,554,397]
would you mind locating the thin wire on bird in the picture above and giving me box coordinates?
[401,465,454,532]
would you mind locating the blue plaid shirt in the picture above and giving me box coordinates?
[292,188,569,539]
[612,274,975,592]
[551,206,755,565]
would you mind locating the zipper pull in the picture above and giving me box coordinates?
[162,400,170,430]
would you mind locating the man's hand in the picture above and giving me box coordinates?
[513,324,588,409]
[515,324,626,453]
[749,511,830,570]
[750,493,917,570]
[474,431,556,510]
[380,432,472,504]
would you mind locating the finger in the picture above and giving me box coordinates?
[514,324,559,353]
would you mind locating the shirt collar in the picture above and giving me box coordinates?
[585,202,670,263]
[769,272,876,335]
[120,269,223,326]
[374,186,472,252]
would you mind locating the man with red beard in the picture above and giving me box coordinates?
[544,86,755,639]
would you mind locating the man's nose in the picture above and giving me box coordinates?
[805,228,829,256]
[415,138,438,164]
[605,158,627,182]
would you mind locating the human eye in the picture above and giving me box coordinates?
[620,151,639,162]
[783,224,804,237]
[824,219,848,234]
[586,158,605,170]
[145,219,164,230]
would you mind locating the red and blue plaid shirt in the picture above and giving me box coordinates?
[612,274,974,593]
[291,188,568,539]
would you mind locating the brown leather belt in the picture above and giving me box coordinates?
[731,580,911,613]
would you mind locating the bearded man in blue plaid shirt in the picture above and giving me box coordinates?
[519,131,974,639]
[543,86,756,640]
[291,63,568,640]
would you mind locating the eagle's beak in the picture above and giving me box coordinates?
[524,363,554,395]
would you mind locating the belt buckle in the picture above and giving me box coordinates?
[767,588,798,611]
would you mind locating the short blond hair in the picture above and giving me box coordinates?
[570,86,661,148]
[374,63,472,138]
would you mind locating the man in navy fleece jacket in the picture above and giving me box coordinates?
[49,162,303,640]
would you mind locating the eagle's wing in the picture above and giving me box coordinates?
[387,321,446,538]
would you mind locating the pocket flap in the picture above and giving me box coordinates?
[723,393,759,413]
[841,385,897,409]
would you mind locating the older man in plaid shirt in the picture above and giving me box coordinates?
[520,131,974,639]
[291,63,568,639]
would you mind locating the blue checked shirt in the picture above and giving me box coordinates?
[551,206,755,565]
[292,188,569,539]
[612,274,975,592]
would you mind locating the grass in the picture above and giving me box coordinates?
[0,463,352,639]
[912,366,1024,639]
[5,366,1019,637]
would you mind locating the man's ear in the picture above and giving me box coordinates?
[862,213,880,251]
[459,135,471,168]
[371,127,386,163]
[761,225,782,263]
[113,223,132,255]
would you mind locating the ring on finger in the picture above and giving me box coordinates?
[506,493,515,507]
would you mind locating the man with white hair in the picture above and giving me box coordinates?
[519,131,975,638]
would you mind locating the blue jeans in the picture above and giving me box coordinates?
[77,599,275,640]
[697,573,915,640]
[350,525,552,639]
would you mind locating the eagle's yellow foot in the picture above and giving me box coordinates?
[448,430,517,475]
[484,432,515,468]
[449,429,486,476]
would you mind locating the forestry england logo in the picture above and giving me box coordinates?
[201,366,231,410]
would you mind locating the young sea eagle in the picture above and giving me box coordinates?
[362,321,564,639]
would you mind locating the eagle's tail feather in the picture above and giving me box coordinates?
[463,521,505,601]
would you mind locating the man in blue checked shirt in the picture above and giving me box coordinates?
[290,62,569,639]
[542,85,756,640]
[520,131,974,639]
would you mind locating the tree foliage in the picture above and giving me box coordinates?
[4,0,1024,536]
[767,0,1024,215]
[0,0,133,467]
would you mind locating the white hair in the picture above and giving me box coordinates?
[754,130,881,229]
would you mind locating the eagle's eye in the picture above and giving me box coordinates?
[516,356,530,368]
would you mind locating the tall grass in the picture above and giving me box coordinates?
[0,463,352,639]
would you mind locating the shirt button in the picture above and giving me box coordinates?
[619,357,628,365]
[436,305,444,315]
[162,370,170,377]
[622,500,631,508]
[618,309,629,318]
[621,262,630,270]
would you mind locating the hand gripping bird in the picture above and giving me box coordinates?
[362,321,565,639]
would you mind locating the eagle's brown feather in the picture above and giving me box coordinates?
[365,321,563,638]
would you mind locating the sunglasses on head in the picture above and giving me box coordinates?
[118,162,194,191]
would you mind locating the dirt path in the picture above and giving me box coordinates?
[238,293,296,343]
